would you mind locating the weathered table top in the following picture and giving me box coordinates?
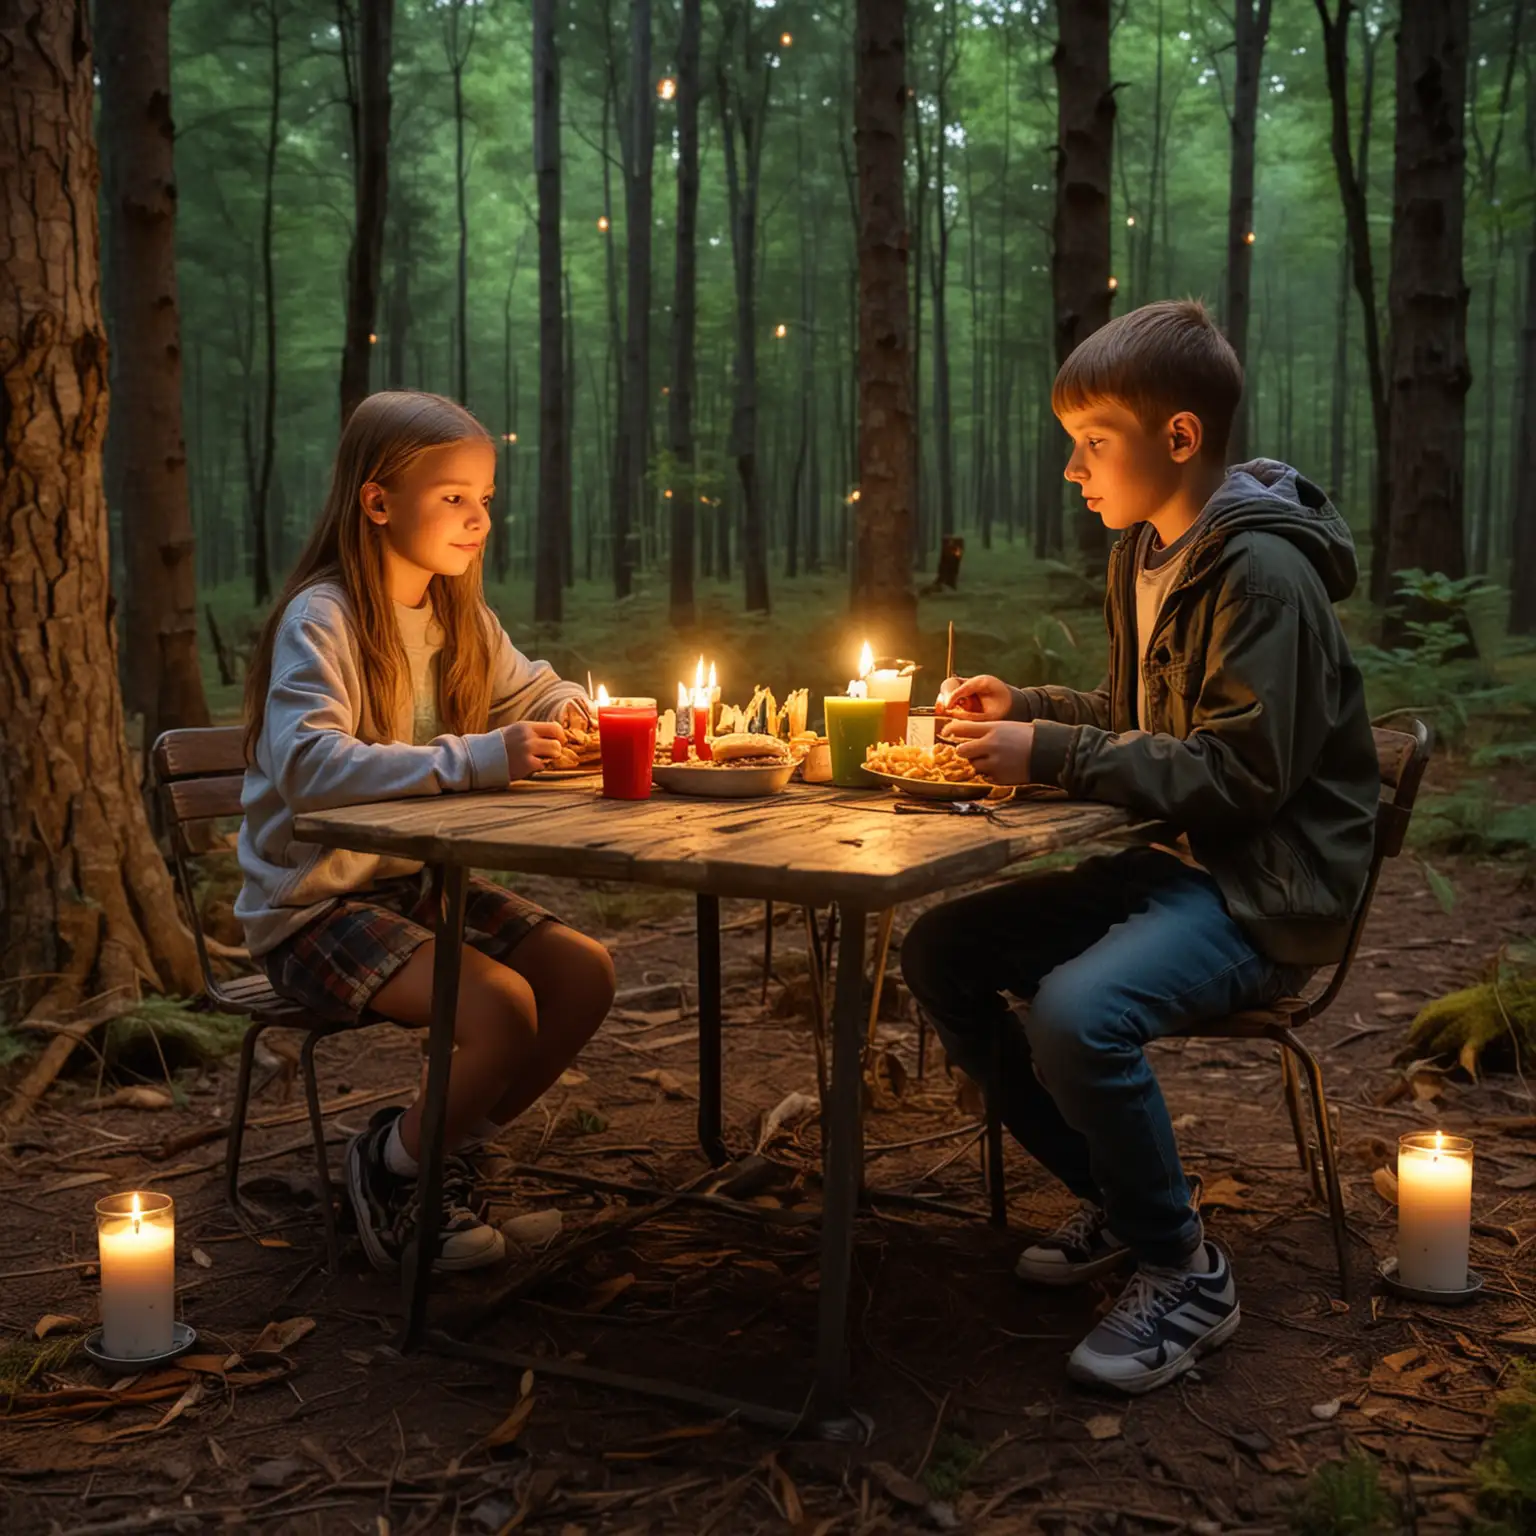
[292,778,1133,906]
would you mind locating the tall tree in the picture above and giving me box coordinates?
[443,0,477,407]
[532,0,564,623]
[718,1,775,614]
[1,0,200,1034]
[928,0,961,545]
[1382,0,1471,638]
[249,0,283,606]
[337,0,395,424]
[1511,62,1536,635]
[667,0,702,629]
[97,0,211,740]
[1051,0,1114,572]
[1221,0,1272,462]
[1316,0,1391,603]
[614,0,655,599]
[851,0,916,648]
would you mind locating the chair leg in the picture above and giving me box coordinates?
[1279,1045,1322,1201]
[916,1009,929,1079]
[226,1020,270,1223]
[300,1031,341,1274]
[1280,1027,1350,1303]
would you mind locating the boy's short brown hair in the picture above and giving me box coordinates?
[1051,298,1244,463]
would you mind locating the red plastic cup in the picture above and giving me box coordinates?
[598,697,657,799]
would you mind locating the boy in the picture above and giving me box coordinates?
[901,298,1379,1395]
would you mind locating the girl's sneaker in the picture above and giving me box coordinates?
[345,1108,506,1273]
[1015,1201,1130,1286]
[1066,1241,1240,1395]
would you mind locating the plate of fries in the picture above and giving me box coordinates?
[862,741,995,801]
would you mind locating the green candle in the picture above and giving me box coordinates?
[824,695,888,787]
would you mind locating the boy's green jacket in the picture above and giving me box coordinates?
[1017,459,1381,967]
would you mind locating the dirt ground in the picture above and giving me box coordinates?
[2,764,1534,1535]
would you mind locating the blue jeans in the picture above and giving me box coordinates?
[900,848,1310,1267]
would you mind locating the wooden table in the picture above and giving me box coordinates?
[293,779,1129,1424]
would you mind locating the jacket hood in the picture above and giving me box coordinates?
[1191,459,1359,602]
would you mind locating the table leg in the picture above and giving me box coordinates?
[696,893,726,1166]
[400,862,467,1352]
[816,901,867,1415]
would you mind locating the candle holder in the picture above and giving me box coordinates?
[89,1191,196,1371]
[1381,1132,1482,1304]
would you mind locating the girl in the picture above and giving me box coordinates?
[236,391,615,1273]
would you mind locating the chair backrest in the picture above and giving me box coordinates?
[151,726,249,995]
[1306,718,1433,1017]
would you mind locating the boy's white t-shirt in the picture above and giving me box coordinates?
[1133,516,1208,729]
[393,597,445,744]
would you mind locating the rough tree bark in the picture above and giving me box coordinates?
[0,0,200,1033]
[1316,0,1391,603]
[1382,0,1471,637]
[443,0,476,408]
[1222,0,1272,462]
[851,0,916,648]
[97,0,211,741]
[1051,0,1115,572]
[338,0,394,424]
[532,0,564,623]
[668,0,701,629]
[251,0,282,606]
[1511,233,1536,633]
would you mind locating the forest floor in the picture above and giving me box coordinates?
[1,744,1534,1535]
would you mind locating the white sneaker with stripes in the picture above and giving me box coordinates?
[1066,1241,1239,1394]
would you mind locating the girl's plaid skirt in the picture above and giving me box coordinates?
[262,870,554,1023]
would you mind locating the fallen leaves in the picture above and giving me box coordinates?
[1084,1412,1122,1441]
[630,1068,692,1099]
[1372,1167,1400,1205]
[480,1393,535,1450]
[756,1091,817,1151]
[85,1086,175,1112]
[501,1209,563,1247]
[1198,1175,1253,1211]
[582,1273,636,1313]
[33,1314,83,1339]
[1310,1399,1342,1421]
[40,1171,114,1195]
[249,1316,315,1356]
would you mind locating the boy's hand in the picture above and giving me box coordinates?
[556,696,593,730]
[502,720,567,780]
[943,720,1036,785]
[937,673,1013,721]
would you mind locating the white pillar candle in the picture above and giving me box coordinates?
[1396,1132,1473,1291]
[96,1191,176,1358]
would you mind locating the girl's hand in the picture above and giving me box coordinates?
[937,673,1013,721]
[502,720,567,780]
[557,696,592,731]
[943,720,1036,785]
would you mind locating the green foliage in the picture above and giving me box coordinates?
[103,997,249,1074]
[1288,1451,1398,1536]
[1475,1361,1536,1532]
[0,1333,83,1399]
[1399,941,1536,1077]
[1410,783,1536,861]
[922,1431,983,1502]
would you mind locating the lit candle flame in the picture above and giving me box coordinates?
[857,641,874,679]
[595,684,611,707]
[131,1191,141,1236]
[707,662,717,692]
[695,656,705,690]
[677,681,688,709]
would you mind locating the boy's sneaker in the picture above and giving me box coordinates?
[345,1108,506,1273]
[1015,1201,1130,1286]
[1066,1241,1240,1395]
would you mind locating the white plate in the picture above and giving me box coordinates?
[652,762,794,798]
[861,766,993,801]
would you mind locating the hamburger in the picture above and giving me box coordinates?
[709,732,792,769]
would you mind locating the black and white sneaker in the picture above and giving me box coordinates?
[344,1108,506,1273]
[1066,1241,1239,1395]
[1015,1201,1131,1286]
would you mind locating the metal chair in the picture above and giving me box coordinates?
[152,725,369,1272]
[951,721,1433,1297]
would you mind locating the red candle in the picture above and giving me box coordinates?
[692,701,712,762]
[598,698,657,799]
[672,683,692,762]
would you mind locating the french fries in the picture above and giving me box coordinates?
[864,741,983,785]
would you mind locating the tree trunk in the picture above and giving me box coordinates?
[719,3,772,615]
[1315,0,1390,601]
[97,0,210,741]
[667,0,701,629]
[338,0,393,425]
[1223,0,1272,461]
[1052,0,1114,573]
[1382,0,1471,634]
[851,0,916,646]
[615,0,654,599]
[532,0,563,623]
[252,0,283,607]
[444,0,475,408]
[931,0,958,544]
[1511,237,1536,632]
[1,0,200,1026]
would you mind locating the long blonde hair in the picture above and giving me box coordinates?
[244,391,495,757]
